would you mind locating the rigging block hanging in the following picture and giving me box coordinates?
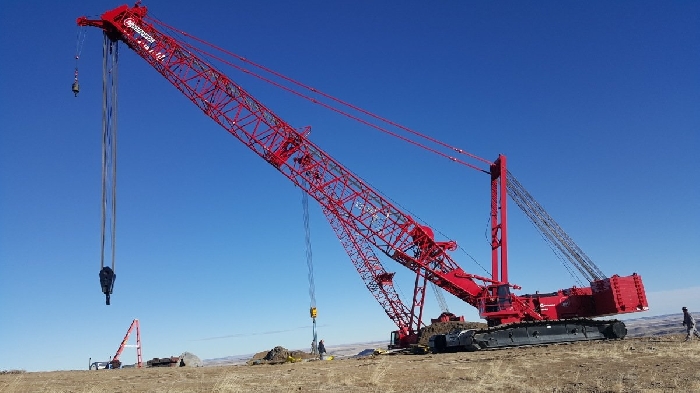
[99,266,116,305]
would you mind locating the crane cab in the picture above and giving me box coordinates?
[478,284,519,326]
[388,330,400,349]
[480,284,513,312]
[388,328,418,349]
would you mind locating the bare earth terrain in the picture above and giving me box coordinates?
[2,334,698,393]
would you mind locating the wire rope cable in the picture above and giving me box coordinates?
[301,186,319,354]
[99,33,119,305]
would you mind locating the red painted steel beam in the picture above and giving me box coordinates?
[490,155,508,284]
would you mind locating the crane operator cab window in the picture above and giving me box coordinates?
[389,331,400,348]
[483,284,513,313]
[496,284,513,311]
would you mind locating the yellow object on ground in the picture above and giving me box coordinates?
[410,345,430,355]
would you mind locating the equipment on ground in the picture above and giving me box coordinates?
[88,359,110,370]
[112,319,143,368]
[147,356,180,367]
[76,3,648,353]
[90,318,143,369]
[431,312,465,325]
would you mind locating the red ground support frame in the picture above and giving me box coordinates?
[110,319,143,369]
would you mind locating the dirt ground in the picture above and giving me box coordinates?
[2,335,699,393]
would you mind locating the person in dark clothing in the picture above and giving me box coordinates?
[682,307,700,341]
[318,339,327,360]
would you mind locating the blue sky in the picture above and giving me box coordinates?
[1,1,698,372]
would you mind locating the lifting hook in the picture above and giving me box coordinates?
[99,266,116,305]
[72,80,80,97]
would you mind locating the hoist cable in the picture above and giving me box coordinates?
[100,34,108,271]
[74,26,87,84]
[302,186,319,354]
[302,189,316,309]
[99,33,118,305]
[430,282,450,313]
[110,39,119,272]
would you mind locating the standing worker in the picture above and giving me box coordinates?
[682,307,700,341]
[318,339,327,360]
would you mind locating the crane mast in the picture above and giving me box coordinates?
[78,3,648,349]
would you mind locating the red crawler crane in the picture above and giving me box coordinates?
[77,3,648,351]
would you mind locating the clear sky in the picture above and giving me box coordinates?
[1,1,698,372]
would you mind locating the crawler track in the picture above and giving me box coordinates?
[429,319,627,352]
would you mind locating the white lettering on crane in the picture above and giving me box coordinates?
[354,201,391,230]
[124,18,155,46]
[123,18,165,61]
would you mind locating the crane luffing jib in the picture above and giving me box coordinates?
[76,4,498,307]
[78,4,648,335]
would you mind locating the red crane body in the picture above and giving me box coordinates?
[78,4,648,349]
